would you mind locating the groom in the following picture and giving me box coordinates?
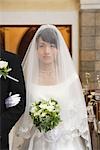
[0,49,26,150]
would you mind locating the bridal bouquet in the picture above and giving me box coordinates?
[29,98,61,133]
[0,59,12,79]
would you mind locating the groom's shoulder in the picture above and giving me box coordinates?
[4,50,18,58]
[4,51,20,60]
[1,50,21,64]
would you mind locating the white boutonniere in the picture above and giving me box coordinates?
[0,59,19,82]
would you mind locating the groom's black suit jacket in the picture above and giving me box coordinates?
[0,49,26,150]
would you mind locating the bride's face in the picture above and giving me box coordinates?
[37,37,58,65]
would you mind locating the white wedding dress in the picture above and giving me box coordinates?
[11,24,92,150]
[12,79,91,150]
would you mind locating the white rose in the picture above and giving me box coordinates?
[39,104,47,109]
[41,112,46,117]
[34,111,41,116]
[30,107,35,113]
[49,101,56,106]
[0,61,8,69]
[47,105,54,111]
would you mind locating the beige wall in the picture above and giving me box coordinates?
[80,0,100,9]
[0,0,80,11]
[81,0,100,4]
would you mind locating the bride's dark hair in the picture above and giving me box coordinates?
[36,28,58,48]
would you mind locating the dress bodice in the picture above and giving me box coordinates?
[29,82,75,122]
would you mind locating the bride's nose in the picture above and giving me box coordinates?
[44,46,51,54]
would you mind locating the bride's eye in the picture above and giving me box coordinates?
[50,44,56,48]
[39,44,44,48]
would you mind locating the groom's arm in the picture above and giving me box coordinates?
[1,53,26,135]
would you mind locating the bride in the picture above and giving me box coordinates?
[12,24,92,150]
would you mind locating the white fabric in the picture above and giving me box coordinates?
[11,24,92,150]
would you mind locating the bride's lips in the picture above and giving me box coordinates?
[43,56,51,58]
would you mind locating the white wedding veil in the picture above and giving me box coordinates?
[22,24,76,85]
[12,24,91,150]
